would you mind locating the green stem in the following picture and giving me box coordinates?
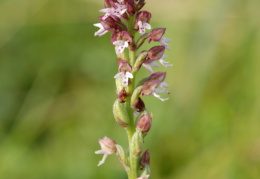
[125,14,139,179]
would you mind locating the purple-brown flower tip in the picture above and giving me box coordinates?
[134,11,152,34]
[131,97,145,113]
[95,136,117,166]
[104,0,117,8]
[148,28,166,43]
[140,150,150,167]
[149,71,166,82]
[117,87,130,103]
[147,46,165,61]
[135,0,146,11]
[124,0,136,16]
[137,114,152,133]
[99,15,127,32]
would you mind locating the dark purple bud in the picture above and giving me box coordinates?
[117,59,132,73]
[104,0,117,8]
[140,150,150,167]
[100,15,127,31]
[137,114,152,133]
[131,97,145,112]
[124,0,136,16]
[134,11,151,31]
[136,0,146,11]
[117,88,130,103]
[148,28,166,43]
[147,46,165,60]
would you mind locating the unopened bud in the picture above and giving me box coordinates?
[113,100,130,127]
[140,150,150,167]
[131,97,145,113]
[137,114,152,133]
[148,28,166,43]
[124,0,136,16]
[100,15,127,31]
[117,87,130,103]
[136,0,146,11]
[104,0,117,8]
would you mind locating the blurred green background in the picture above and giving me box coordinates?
[0,0,260,178]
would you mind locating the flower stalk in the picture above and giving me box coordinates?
[94,1,172,178]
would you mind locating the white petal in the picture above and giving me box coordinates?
[154,88,165,94]
[162,37,171,42]
[143,63,154,74]
[160,82,169,88]
[97,154,108,166]
[113,40,124,46]
[99,8,113,13]
[150,61,160,67]
[125,72,133,78]
[159,59,173,68]
[95,150,105,155]
[122,76,129,87]
[153,92,169,101]
[143,22,151,29]
[93,23,103,28]
[114,72,124,79]
[134,110,140,116]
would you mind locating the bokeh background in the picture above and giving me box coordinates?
[0,0,260,178]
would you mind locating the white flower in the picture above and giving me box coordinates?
[114,71,133,87]
[159,37,171,50]
[152,81,169,101]
[159,55,173,68]
[137,175,150,179]
[95,137,117,166]
[100,3,127,20]
[143,55,172,74]
[138,20,151,35]
[93,23,108,36]
[113,40,129,55]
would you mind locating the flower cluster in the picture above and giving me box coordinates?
[94,0,172,178]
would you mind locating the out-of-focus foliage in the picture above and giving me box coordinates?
[0,0,259,178]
